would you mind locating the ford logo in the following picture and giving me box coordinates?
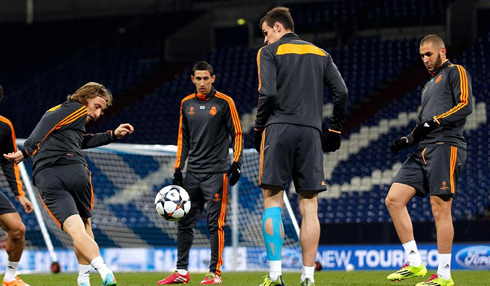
[455,246,490,269]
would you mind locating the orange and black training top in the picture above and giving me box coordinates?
[255,32,348,133]
[22,101,115,179]
[407,60,473,148]
[0,116,24,197]
[174,88,243,173]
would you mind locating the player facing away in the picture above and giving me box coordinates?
[387,34,472,286]
[0,85,34,286]
[254,7,348,286]
[157,61,243,285]
[3,82,134,286]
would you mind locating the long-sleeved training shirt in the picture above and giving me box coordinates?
[255,32,348,133]
[22,101,115,179]
[406,60,473,148]
[174,88,243,173]
[0,116,24,197]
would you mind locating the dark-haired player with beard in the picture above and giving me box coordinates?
[387,34,473,286]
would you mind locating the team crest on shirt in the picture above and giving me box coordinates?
[213,193,221,202]
[440,181,449,190]
[209,106,217,116]
[188,106,195,115]
[435,74,442,83]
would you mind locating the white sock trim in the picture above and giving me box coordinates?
[269,260,282,281]
[437,253,452,280]
[402,240,422,267]
[4,261,19,282]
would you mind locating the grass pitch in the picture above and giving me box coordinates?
[15,270,490,285]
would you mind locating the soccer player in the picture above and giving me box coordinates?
[254,7,348,286]
[3,82,134,286]
[387,34,472,286]
[157,61,243,285]
[0,85,33,286]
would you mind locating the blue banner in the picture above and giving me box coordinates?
[315,244,490,270]
[1,243,488,272]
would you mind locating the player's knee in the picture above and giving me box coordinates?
[9,223,26,241]
[385,196,395,209]
[430,203,450,221]
[431,206,443,221]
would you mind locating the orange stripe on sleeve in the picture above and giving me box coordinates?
[435,65,469,120]
[39,106,88,145]
[215,93,243,162]
[0,116,24,196]
[13,164,24,196]
[174,95,196,169]
[257,47,264,93]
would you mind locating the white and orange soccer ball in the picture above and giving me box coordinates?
[154,185,191,221]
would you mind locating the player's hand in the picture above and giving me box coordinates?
[390,137,409,155]
[253,129,263,153]
[227,162,241,186]
[322,129,341,152]
[412,119,440,142]
[17,196,34,214]
[114,123,134,139]
[172,169,183,186]
[3,151,24,164]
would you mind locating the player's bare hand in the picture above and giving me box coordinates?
[17,196,34,214]
[114,123,134,139]
[3,151,24,164]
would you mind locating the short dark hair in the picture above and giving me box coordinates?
[192,61,214,76]
[420,34,445,48]
[0,85,3,101]
[260,7,294,32]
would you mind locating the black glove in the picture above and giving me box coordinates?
[254,129,263,153]
[172,169,183,186]
[390,137,409,155]
[322,130,341,152]
[412,119,440,142]
[227,162,241,186]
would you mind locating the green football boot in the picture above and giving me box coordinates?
[259,275,285,286]
[415,274,455,286]
[300,278,315,286]
[387,262,427,281]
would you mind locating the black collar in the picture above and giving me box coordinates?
[430,60,451,77]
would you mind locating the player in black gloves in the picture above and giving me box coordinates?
[322,129,341,152]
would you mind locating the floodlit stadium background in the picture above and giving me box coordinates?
[0,0,489,273]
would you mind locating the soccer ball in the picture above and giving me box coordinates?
[155,185,191,221]
[345,263,355,272]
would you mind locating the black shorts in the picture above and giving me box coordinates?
[259,123,327,192]
[34,164,94,229]
[0,192,17,215]
[394,144,467,197]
